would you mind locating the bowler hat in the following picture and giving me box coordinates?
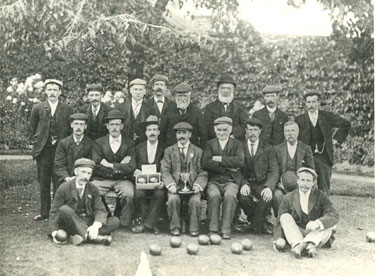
[142,115,160,128]
[262,85,282,94]
[214,116,233,126]
[74,158,95,169]
[44,79,63,87]
[173,122,193,131]
[217,74,236,88]
[129,78,147,87]
[104,110,124,122]
[281,171,298,192]
[151,74,169,85]
[70,113,88,121]
[297,167,318,180]
[246,118,263,128]
[86,84,104,93]
[174,83,192,94]
[303,91,321,99]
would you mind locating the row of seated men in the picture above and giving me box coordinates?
[29,75,349,258]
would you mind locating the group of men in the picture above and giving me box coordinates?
[29,73,350,258]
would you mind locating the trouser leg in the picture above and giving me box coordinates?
[221,183,238,235]
[272,188,285,218]
[280,213,304,248]
[167,193,181,230]
[144,189,166,228]
[99,217,120,235]
[206,183,222,233]
[238,195,256,222]
[115,180,135,226]
[58,205,88,238]
[251,198,271,233]
[188,193,201,232]
[314,154,332,195]
[304,227,334,248]
[134,189,148,221]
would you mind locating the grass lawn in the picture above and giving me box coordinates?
[0,160,374,275]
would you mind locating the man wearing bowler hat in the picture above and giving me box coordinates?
[253,85,289,146]
[91,110,136,227]
[161,122,208,236]
[273,121,315,217]
[204,74,249,141]
[147,74,172,125]
[78,84,113,141]
[273,167,339,258]
[295,91,350,194]
[202,117,244,239]
[160,82,207,147]
[238,118,278,234]
[54,113,94,185]
[119,78,153,145]
[132,115,166,234]
[30,79,73,221]
[49,158,119,246]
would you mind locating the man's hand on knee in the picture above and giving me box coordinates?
[261,187,272,202]
[87,221,102,240]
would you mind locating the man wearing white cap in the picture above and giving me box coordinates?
[30,79,73,221]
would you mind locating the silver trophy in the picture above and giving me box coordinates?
[179,172,192,193]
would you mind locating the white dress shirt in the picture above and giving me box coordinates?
[147,140,158,164]
[177,141,190,156]
[218,138,229,151]
[266,106,277,120]
[92,104,101,117]
[73,135,84,145]
[247,139,259,156]
[132,99,143,118]
[154,96,165,114]
[299,189,311,214]
[287,141,298,159]
[109,135,122,153]
[76,182,86,198]
[48,101,58,116]
[308,110,319,127]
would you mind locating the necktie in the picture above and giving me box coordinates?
[251,143,255,157]
[269,112,275,122]
[179,109,186,116]
[179,147,186,160]
[77,187,84,197]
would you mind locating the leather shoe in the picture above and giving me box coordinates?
[34,215,48,221]
[262,226,273,235]
[171,228,180,236]
[222,233,231,239]
[291,242,307,259]
[69,235,85,246]
[145,224,159,235]
[92,235,112,246]
[307,245,317,258]
[190,231,199,237]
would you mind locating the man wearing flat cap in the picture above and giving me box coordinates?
[160,82,207,147]
[78,84,113,141]
[119,78,153,145]
[30,79,73,221]
[238,118,279,234]
[91,110,137,227]
[49,158,119,246]
[132,115,166,234]
[147,74,172,125]
[273,121,315,217]
[273,167,339,258]
[204,74,249,141]
[54,113,94,185]
[202,117,244,239]
[253,85,289,146]
[161,122,208,236]
[295,91,350,194]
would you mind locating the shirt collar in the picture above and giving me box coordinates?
[48,100,58,108]
[91,103,101,111]
[110,134,122,143]
[248,138,259,148]
[177,141,190,149]
[287,141,298,148]
[308,110,319,116]
[154,96,165,103]
[73,135,84,144]
[266,106,277,114]
[147,139,158,148]
[299,188,312,198]
[75,179,86,190]
[218,138,229,148]
[132,99,143,106]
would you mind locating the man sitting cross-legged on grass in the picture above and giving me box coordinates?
[273,167,339,258]
[49,158,119,246]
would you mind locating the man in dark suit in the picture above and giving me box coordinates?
[273,121,315,216]
[147,74,172,125]
[54,113,94,185]
[238,118,279,234]
[49,158,119,246]
[295,92,350,194]
[78,84,113,141]
[161,122,208,236]
[118,78,153,145]
[273,167,339,258]
[202,117,244,239]
[29,79,73,221]
[253,85,289,146]
[132,115,166,234]
[91,110,136,227]
[204,74,249,141]
[160,83,207,148]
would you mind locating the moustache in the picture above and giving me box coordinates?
[178,137,186,141]
[149,134,156,138]
[155,88,163,92]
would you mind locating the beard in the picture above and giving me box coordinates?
[218,93,233,104]
[176,99,190,110]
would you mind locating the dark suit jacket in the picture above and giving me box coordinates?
[118,99,153,145]
[241,139,279,196]
[161,142,208,190]
[295,110,351,165]
[202,138,244,185]
[204,99,249,140]
[78,103,113,141]
[274,141,315,177]
[160,102,207,148]
[273,188,339,240]
[253,107,288,146]
[49,179,108,233]
[29,101,73,158]
[91,135,136,180]
[54,135,94,184]
[135,140,165,172]
[146,96,172,125]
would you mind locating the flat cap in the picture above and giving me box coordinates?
[246,117,263,128]
[297,167,318,180]
[129,78,147,87]
[142,115,160,127]
[86,84,104,93]
[151,74,169,85]
[74,158,95,169]
[214,116,233,126]
[217,74,236,88]
[173,122,193,131]
[174,83,192,94]
[262,85,282,94]
[44,79,63,87]
[70,113,88,121]
[105,110,124,122]
[303,91,321,99]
